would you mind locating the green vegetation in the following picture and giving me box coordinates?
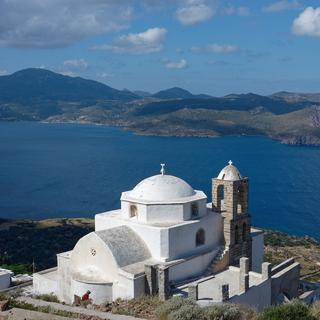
[154,298,320,320]
[34,293,59,303]
[107,296,163,319]
[8,299,78,318]
[0,218,94,272]
[0,263,32,274]
[257,300,316,320]
[154,297,257,320]
[264,229,320,282]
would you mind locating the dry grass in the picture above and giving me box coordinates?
[264,230,320,281]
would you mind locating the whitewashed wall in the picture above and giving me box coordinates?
[230,278,271,312]
[57,252,72,303]
[71,279,113,304]
[33,269,59,297]
[251,232,264,273]
[0,272,10,290]
[167,212,223,260]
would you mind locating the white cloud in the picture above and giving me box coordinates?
[0,0,133,48]
[176,0,216,25]
[263,0,300,12]
[63,59,88,69]
[59,70,78,77]
[190,44,239,53]
[98,72,114,79]
[92,27,167,54]
[238,7,251,16]
[223,6,250,16]
[292,7,320,37]
[0,70,8,76]
[166,59,188,69]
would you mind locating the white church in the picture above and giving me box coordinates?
[33,161,300,310]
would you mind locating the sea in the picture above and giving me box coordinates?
[0,122,319,240]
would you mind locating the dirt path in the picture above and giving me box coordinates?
[17,297,144,320]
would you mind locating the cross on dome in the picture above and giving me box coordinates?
[160,163,165,176]
[228,160,233,166]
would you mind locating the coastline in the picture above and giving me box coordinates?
[32,119,320,147]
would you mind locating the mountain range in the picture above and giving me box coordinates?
[1,68,320,146]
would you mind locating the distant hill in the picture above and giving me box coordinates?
[0,68,138,104]
[271,91,320,103]
[1,68,320,146]
[135,92,309,116]
[152,87,212,100]
[133,90,152,98]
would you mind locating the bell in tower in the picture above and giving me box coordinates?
[212,160,252,268]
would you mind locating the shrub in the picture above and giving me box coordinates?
[34,293,59,303]
[258,300,315,320]
[168,304,204,320]
[0,293,9,301]
[110,296,163,319]
[203,304,242,320]
[311,301,320,319]
[154,296,197,320]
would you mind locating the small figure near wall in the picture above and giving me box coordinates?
[82,290,91,301]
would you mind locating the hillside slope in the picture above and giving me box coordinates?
[0,68,138,103]
[1,68,320,146]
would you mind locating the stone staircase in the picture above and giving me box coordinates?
[204,246,230,276]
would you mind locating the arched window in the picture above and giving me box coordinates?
[242,222,247,241]
[130,205,138,218]
[217,185,225,211]
[196,229,205,247]
[235,225,239,244]
[191,203,199,217]
[237,184,246,214]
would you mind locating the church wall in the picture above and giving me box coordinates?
[33,269,59,297]
[121,201,147,220]
[95,214,167,261]
[183,198,207,220]
[112,273,145,300]
[71,279,113,304]
[230,278,271,312]
[128,224,168,261]
[251,231,264,273]
[0,271,11,290]
[167,212,223,260]
[145,204,184,222]
[57,252,72,303]
[71,233,118,281]
[169,248,219,282]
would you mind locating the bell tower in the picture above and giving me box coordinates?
[212,161,252,268]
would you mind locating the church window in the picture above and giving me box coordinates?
[90,248,96,256]
[191,203,199,217]
[242,223,247,241]
[196,228,205,246]
[130,205,138,218]
[235,225,239,244]
[217,185,225,211]
[237,184,246,214]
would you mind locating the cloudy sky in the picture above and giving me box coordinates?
[0,0,320,95]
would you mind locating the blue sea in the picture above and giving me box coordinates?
[0,122,319,240]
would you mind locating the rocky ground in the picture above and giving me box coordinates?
[264,230,320,281]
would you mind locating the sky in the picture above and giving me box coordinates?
[0,0,320,96]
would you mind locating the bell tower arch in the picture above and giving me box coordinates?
[212,161,252,268]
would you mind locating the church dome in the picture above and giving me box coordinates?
[129,174,196,201]
[217,160,242,181]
